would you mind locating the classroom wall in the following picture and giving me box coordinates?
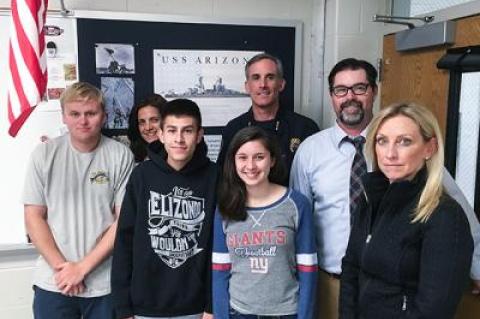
[322,0,386,127]
[0,0,386,317]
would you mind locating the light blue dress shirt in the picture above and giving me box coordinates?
[290,122,365,274]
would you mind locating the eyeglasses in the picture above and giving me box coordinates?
[331,83,370,97]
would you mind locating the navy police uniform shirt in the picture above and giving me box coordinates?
[217,107,319,185]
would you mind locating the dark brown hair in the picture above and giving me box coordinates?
[328,58,378,91]
[161,98,202,129]
[218,126,286,221]
[127,94,167,161]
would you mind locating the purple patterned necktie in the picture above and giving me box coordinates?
[346,136,367,225]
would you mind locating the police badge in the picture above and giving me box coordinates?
[289,137,301,153]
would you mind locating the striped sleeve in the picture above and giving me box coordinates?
[292,189,318,319]
[212,208,231,319]
[296,253,318,273]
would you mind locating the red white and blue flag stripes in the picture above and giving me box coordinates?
[7,0,48,137]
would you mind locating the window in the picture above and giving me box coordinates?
[438,46,480,215]
[392,0,477,16]
[456,72,480,207]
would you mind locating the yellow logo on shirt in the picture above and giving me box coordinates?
[89,170,109,184]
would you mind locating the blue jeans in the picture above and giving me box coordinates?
[33,286,115,319]
[229,307,297,319]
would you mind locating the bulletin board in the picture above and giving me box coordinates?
[75,11,302,159]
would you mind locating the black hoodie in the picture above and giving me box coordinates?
[112,140,217,319]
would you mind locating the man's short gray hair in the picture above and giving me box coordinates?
[245,53,284,79]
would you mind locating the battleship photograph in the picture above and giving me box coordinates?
[164,75,248,98]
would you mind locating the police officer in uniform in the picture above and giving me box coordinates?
[217,53,319,185]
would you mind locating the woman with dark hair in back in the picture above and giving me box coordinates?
[212,126,317,319]
[127,94,166,162]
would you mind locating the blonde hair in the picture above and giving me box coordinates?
[60,82,105,111]
[365,102,444,223]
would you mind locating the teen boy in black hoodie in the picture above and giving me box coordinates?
[112,99,217,319]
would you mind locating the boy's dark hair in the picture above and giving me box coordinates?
[328,58,378,91]
[218,126,286,221]
[161,99,202,128]
[127,94,167,162]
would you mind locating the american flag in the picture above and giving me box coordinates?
[7,0,49,137]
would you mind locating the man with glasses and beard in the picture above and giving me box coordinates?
[290,58,480,319]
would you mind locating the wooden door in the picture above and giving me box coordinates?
[381,14,480,319]
[382,14,480,134]
[381,38,449,133]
